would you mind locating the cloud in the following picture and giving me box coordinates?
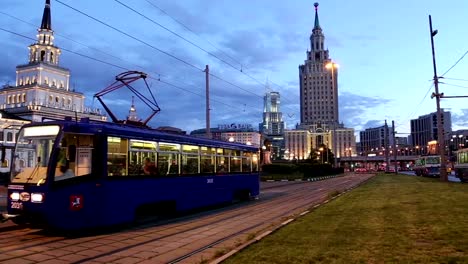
[339,91,392,131]
[452,109,468,128]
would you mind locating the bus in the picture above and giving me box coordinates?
[2,118,260,230]
[454,148,468,183]
[413,155,440,177]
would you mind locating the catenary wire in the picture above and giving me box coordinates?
[136,0,299,108]
[54,0,285,109]
[0,26,257,113]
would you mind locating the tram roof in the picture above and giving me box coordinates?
[24,118,259,152]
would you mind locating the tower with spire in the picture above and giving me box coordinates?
[299,2,336,127]
[287,2,356,160]
[0,0,106,122]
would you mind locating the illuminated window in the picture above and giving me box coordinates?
[7,96,10,104]
[22,93,26,103]
[49,95,53,102]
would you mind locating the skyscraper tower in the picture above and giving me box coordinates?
[0,0,106,122]
[259,91,285,136]
[299,2,338,127]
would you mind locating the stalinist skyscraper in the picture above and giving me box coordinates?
[299,2,338,127]
[289,2,355,159]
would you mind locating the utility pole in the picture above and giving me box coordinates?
[204,65,211,139]
[429,15,448,182]
[392,120,398,174]
[384,120,390,173]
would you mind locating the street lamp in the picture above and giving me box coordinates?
[319,147,324,164]
[325,61,339,168]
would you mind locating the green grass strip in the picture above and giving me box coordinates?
[224,174,468,264]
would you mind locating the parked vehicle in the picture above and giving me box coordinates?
[454,148,468,183]
[413,155,440,177]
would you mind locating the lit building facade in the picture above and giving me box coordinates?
[259,91,284,135]
[299,3,338,127]
[284,130,312,160]
[296,3,355,159]
[0,0,106,123]
[220,132,261,147]
[259,91,285,160]
[190,124,261,147]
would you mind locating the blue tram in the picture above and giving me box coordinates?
[3,118,260,230]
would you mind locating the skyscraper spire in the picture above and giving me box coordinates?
[313,2,321,30]
[40,0,52,30]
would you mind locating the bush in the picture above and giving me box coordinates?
[261,162,345,181]
[262,163,297,174]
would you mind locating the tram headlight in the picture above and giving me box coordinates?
[10,192,20,201]
[31,193,44,203]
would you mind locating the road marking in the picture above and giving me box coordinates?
[300,210,310,216]
[281,219,294,225]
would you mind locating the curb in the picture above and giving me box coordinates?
[264,174,344,183]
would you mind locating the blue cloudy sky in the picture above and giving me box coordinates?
[1,0,467,138]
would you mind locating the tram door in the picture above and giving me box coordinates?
[53,133,102,228]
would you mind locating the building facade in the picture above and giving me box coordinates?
[0,0,106,123]
[190,124,261,147]
[295,3,355,160]
[359,125,391,153]
[259,91,285,160]
[410,110,451,148]
[299,3,338,127]
[284,129,312,160]
[259,91,285,135]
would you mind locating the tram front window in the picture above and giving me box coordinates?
[11,125,60,185]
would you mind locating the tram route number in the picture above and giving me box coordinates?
[11,202,23,210]
[207,178,214,184]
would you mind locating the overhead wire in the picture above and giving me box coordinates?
[0,10,206,98]
[0,26,256,113]
[55,0,204,72]
[440,49,468,77]
[144,0,242,68]
[54,0,280,112]
[138,0,299,110]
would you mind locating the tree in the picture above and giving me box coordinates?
[309,144,335,164]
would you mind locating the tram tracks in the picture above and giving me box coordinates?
[0,173,374,264]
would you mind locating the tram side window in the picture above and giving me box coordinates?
[107,137,128,176]
[460,152,468,164]
[201,155,215,173]
[252,153,259,172]
[230,150,241,173]
[216,156,228,174]
[158,153,179,176]
[242,152,252,172]
[129,140,157,176]
[181,154,198,174]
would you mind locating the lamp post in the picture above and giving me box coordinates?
[325,61,339,168]
[319,147,324,164]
